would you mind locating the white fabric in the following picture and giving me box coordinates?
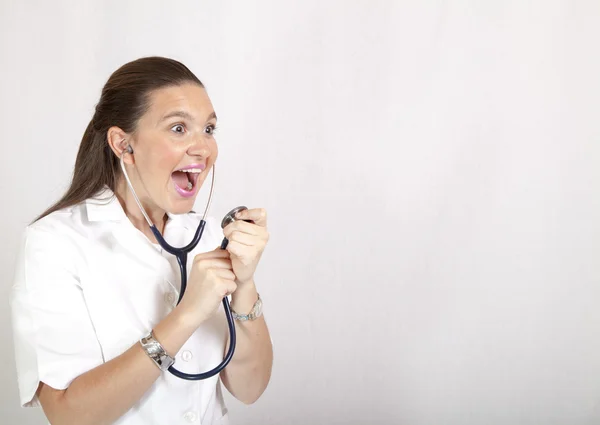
[10,187,230,425]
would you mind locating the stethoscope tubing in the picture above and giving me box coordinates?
[120,154,236,380]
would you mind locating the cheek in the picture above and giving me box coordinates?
[156,151,179,170]
[209,140,219,163]
[149,144,182,175]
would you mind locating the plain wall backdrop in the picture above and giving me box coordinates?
[1,1,600,424]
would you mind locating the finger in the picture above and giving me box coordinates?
[225,230,257,247]
[213,269,236,280]
[196,258,233,269]
[196,249,230,258]
[226,240,257,259]
[218,280,238,297]
[194,249,230,261]
[235,208,267,227]
[223,220,267,238]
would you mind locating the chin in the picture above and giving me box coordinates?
[167,195,197,215]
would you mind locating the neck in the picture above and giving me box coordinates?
[114,177,167,240]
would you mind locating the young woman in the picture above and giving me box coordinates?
[10,56,273,425]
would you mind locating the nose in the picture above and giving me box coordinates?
[187,134,211,158]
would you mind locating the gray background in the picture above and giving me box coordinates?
[1,1,600,424]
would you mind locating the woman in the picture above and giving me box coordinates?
[9,56,273,425]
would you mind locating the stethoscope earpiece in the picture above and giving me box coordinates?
[125,145,134,154]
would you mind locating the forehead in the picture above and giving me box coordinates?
[143,83,215,123]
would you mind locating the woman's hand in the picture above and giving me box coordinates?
[222,208,269,285]
[178,249,236,327]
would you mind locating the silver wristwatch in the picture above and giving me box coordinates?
[140,331,175,371]
[231,293,263,321]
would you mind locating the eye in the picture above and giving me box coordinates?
[204,124,217,135]
[171,124,186,134]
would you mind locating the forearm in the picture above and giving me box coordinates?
[39,306,197,425]
[221,281,273,404]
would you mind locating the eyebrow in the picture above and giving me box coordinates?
[160,110,217,123]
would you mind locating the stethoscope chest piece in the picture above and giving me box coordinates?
[220,206,253,250]
[221,206,249,229]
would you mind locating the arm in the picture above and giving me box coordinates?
[220,280,273,404]
[38,306,197,425]
[219,208,274,404]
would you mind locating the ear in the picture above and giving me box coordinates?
[107,126,134,164]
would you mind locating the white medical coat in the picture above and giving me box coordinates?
[10,187,231,425]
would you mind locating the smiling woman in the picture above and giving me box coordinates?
[9,57,273,425]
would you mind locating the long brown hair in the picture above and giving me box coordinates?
[35,56,203,222]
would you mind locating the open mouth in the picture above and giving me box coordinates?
[171,166,203,198]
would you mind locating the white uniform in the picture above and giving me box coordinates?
[10,187,231,425]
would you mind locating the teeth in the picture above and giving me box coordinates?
[179,169,202,173]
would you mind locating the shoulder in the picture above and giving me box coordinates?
[26,202,90,248]
[19,194,112,275]
[17,207,88,275]
[28,187,123,247]
[11,208,87,296]
[29,204,82,233]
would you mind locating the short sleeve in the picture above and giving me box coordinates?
[9,226,104,407]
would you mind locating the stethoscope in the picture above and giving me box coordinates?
[120,146,245,380]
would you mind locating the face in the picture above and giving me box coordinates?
[125,83,218,215]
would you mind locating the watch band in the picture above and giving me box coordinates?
[140,331,175,371]
[231,293,263,321]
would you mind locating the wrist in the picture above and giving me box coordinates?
[151,305,199,360]
[235,277,256,288]
[139,331,176,371]
[230,281,259,313]
[231,292,263,322]
[172,301,206,330]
